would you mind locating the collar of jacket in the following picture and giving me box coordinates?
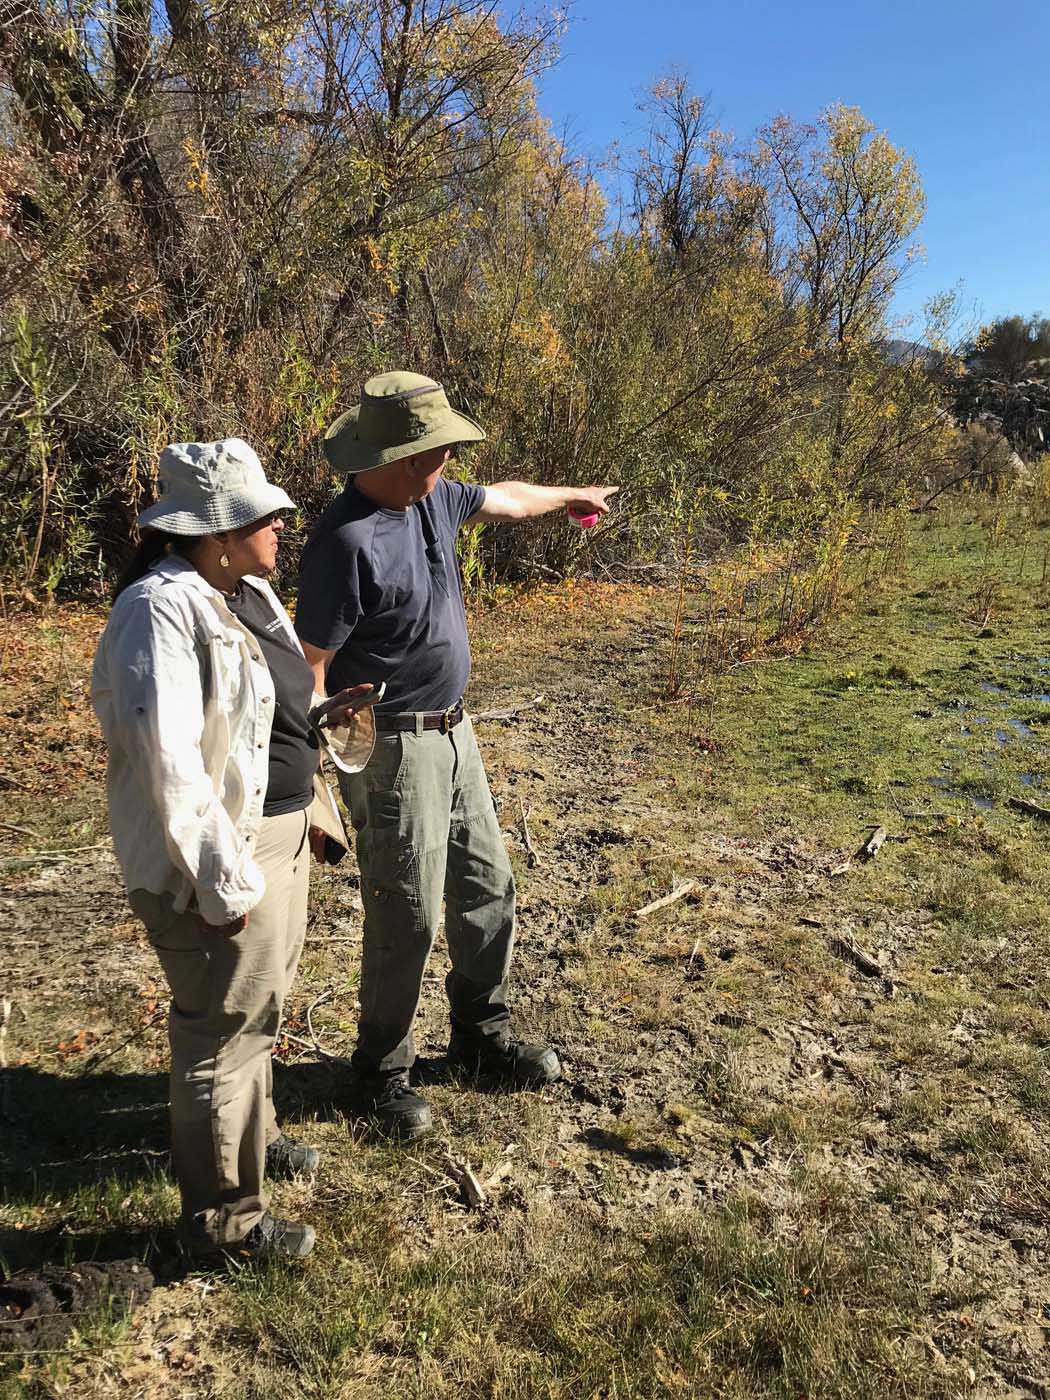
[146,554,303,655]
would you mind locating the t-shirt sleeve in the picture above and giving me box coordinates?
[295,528,363,653]
[444,478,486,529]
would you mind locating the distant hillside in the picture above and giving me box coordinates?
[879,338,947,372]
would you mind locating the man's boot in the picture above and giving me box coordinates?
[355,1068,433,1140]
[447,1027,561,1086]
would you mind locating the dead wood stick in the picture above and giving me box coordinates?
[633,880,697,919]
[518,797,540,868]
[303,988,352,1066]
[1,834,111,856]
[483,1159,516,1190]
[81,1009,166,1072]
[855,826,888,861]
[279,1029,324,1053]
[1008,796,1050,822]
[0,822,41,840]
[474,693,545,722]
[30,841,110,855]
[438,1146,488,1209]
[830,933,883,978]
[0,997,10,1121]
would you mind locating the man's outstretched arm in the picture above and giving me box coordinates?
[466,482,618,524]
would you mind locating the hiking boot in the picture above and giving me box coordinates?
[447,1029,561,1086]
[180,1212,316,1263]
[266,1132,320,1178]
[355,1068,433,1141]
[236,1213,316,1260]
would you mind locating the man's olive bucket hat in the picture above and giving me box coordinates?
[137,439,295,535]
[322,371,486,475]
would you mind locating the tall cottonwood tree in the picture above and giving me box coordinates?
[0,0,562,579]
[0,15,941,590]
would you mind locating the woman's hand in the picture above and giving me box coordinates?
[308,825,328,864]
[315,683,376,729]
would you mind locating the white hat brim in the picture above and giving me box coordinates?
[137,483,296,535]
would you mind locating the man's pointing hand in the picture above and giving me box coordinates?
[566,485,619,517]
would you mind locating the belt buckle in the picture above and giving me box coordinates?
[439,704,457,733]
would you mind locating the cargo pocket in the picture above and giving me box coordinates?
[358,789,425,938]
[346,734,405,833]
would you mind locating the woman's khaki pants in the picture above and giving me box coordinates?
[129,808,310,1249]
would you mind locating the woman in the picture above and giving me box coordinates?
[92,438,364,1261]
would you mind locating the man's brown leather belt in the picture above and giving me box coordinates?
[374,703,464,733]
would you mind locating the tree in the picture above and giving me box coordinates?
[0,0,564,583]
[968,315,1050,382]
[753,105,924,351]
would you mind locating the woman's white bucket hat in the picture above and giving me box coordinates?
[137,438,296,535]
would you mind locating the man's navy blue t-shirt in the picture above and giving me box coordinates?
[295,477,485,712]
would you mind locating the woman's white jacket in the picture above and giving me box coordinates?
[92,555,313,925]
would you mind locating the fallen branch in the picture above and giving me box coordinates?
[0,822,41,840]
[483,1158,516,1191]
[518,797,540,868]
[81,1009,166,1072]
[830,933,883,978]
[633,880,697,919]
[1008,796,1050,822]
[474,694,545,723]
[302,988,352,1066]
[856,826,888,861]
[279,1029,327,1054]
[30,842,110,856]
[0,998,11,1121]
[1,841,111,868]
[438,1146,488,1210]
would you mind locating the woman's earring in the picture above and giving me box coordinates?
[219,552,230,569]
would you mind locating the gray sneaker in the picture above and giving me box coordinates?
[266,1133,320,1178]
[235,1214,316,1260]
[180,1212,316,1263]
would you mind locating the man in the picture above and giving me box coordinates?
[296,371,617,1140]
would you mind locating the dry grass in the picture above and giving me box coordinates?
[3,498,1050,1396]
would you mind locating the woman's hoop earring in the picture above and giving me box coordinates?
[219,552,230,569]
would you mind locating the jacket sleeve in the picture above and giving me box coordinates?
[102,592,266,924]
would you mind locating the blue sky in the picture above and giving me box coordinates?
[535,0,1049,340]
